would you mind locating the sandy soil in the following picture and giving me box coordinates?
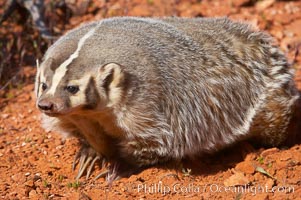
[0,0,301,199]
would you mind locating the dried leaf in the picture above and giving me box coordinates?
[255,166,276,180]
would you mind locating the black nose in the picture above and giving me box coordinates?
[38,101,53,111]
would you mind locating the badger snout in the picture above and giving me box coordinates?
[38,100,54,111]
[37,97,65,115]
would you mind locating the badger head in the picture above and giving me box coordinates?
[35,25,124,117]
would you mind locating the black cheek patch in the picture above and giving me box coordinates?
[83,77,100,110]
[53,87,71,111]
[65,95,71,109]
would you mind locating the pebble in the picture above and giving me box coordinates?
[1,114,10,119]
[11,173,26,183]
[25,179,35,187]
[235,161,255,174]
[29,190,38,198]
[260,148,279,157]
[255,0,275,12]
[265,179,275,189]
[224,171,250,187]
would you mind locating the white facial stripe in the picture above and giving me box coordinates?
[38,63,47,98]
[35,59,41,97]
[47,25,98,95]
[69,74,92,107]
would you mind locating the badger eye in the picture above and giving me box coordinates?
[41,83,47,91]
[66,85,79,94]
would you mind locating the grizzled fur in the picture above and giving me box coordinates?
[35,17,300,171]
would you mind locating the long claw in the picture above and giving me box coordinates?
[72,151,81,171]
[78,154,87,175]
[94,169,109,180]
[76,155,92,181]
[72,143,108,180]
[102,158,106,168]
[86,156,100,180]
[106,164,120,183]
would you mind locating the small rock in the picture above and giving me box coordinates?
[54,138,65,146]
[283,30,294,38]
[235,161,255,174]
[231,0,252,7]
[285,18,301,37]
[25,172,31,177]
[55,145,64,150]
[255,0,275,12]
[29,190,38,198]
[254,193,269,200]
[254,171,265,181]
[25,180,35,188]
[245,153,256,161]
[35,187,42,194]
[260,148,279,157]
[106,3,123,17]
[287,177,301,185]
[280,37,299,52]
[224,171,250,187]
[279,152,292,161]
[11,173,26,183]
[265,179,275,190]
[1,114,10,119]
[33,174,41,182]
[18,114,25,119]
[37,138,44,145]
[9,191,17,197]
[270,28,284,40]
[79,192,92,200]
[275,159,287,170]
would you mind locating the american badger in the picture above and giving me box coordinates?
[35,17,300,180]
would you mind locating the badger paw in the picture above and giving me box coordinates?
[72,142,141,182]
[72,143,107,180]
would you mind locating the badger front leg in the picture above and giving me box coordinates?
[61,116,117,180]
[72,139,108,180]
[40,115,107,179]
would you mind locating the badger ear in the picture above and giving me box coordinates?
[98,63,124,91]
[97,63,125,107]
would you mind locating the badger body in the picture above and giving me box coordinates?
[35,17,299,172]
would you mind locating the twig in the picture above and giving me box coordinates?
[0,69,22,91]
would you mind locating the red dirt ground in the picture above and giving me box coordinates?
[0,0,301,199]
